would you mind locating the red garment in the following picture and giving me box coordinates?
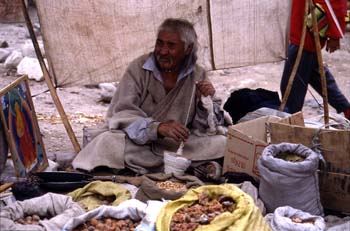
[290,0,347,52]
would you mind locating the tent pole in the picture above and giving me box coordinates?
[20,0,81,153]
[309,0,330,126]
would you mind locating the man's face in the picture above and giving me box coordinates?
[154,30,190,72]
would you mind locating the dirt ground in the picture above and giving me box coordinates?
[1,14,350,167]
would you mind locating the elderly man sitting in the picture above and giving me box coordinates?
[72,18,230,176]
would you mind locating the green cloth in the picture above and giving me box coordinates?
[68,181,131,211]
[156,184,271,231]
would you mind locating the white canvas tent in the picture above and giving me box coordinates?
[210,0,290,69]
[35,0,290,86]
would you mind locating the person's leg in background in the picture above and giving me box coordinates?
[280,44,315,113]
[309,65,350,119]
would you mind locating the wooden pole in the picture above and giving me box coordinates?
[20,0,81,153]
[309,0,330,126]
[0,182,14,193]
[279,0,309,112]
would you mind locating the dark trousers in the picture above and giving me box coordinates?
[280,44,350,114]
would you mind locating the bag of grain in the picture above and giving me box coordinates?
[258,142,323,215]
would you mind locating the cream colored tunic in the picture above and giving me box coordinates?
[72,54,227,174]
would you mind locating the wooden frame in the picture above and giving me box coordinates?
[0,75,48,177]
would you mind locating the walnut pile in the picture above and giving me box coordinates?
[291,217,315,224]
[170,192,236,231]
[156,180,187,192]
[73,217,140,231]
[15,214,45,225]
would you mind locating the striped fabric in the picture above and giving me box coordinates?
[307,3,329,38]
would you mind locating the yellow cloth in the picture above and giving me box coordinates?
[156,184,271,231]
[68,181,131,210]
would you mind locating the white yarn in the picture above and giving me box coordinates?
[163,151,191,175]
[176,83,196,156]
[201,95,217,135]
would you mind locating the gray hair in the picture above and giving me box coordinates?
[158,18,198,61]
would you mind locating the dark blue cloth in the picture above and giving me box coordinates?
[280,43,350,114]
[223,88,281,124]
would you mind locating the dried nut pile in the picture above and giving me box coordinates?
[73,217,140,231]
[291,217,315,224]
[16,215,42,225]
[170,192,236,231]
[156,181,187,192]
[276,151,305,162]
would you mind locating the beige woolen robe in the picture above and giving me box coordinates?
[72,54,227,174]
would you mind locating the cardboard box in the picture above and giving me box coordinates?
[318,171,350,213]
[222,112,304,179]
[222,116,282,179]
[269,121,350,174]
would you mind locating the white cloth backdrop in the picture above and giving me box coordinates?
[36,0,289,86]
[210,0,290,69]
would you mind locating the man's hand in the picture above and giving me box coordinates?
[158,120,189,142]
[196,81,215,97]
[326,38,340,53]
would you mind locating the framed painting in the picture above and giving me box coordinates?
[0,75,48,177]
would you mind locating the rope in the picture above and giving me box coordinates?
[311,127,326,167]
[309,112,350,170]
[310,118,349,168]
[176,83,197,155]
[184,83,197,126]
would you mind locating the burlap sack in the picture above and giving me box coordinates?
[135,173,204,202]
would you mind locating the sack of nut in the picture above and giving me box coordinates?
[68,180,132,211]
[264,206,326,231]
[62,199,166,231]
[0,193,85,231]
[156,184,271,231]
[258,143,323,216]
[135,173,204,202]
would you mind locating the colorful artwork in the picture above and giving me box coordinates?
[0,76,48,177]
